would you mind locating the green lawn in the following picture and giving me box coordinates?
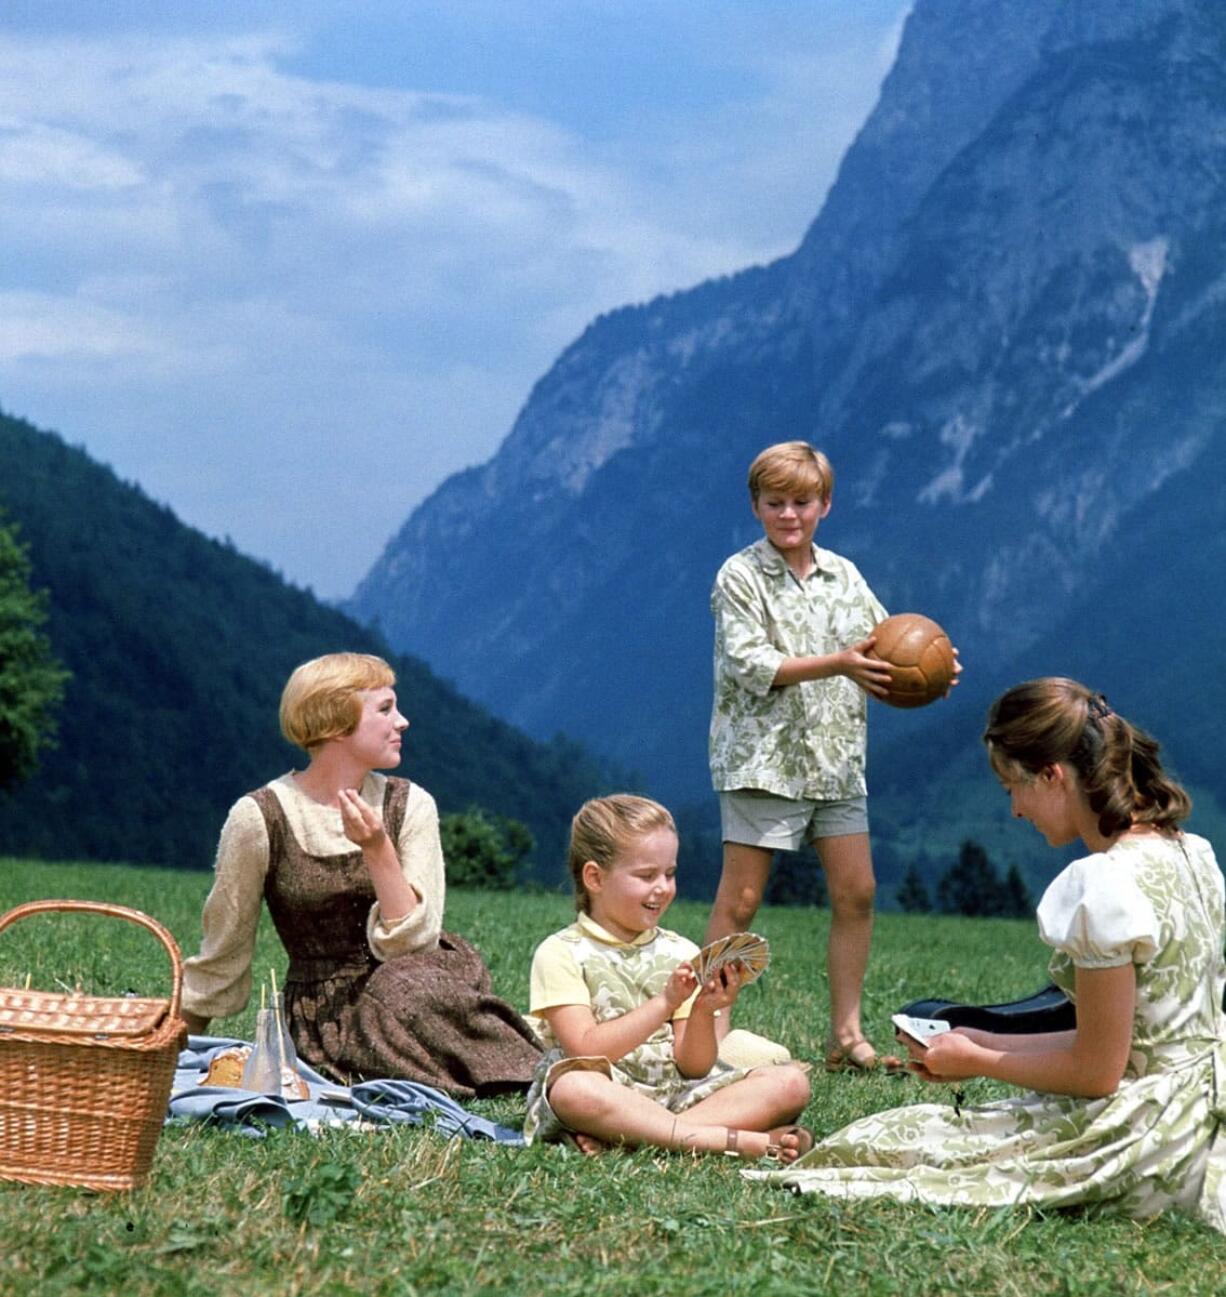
[1,859,1224,1296]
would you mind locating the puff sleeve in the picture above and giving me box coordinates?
[1037,855,1160,968]
[528,934,591,1016]
[181,797,270,1020]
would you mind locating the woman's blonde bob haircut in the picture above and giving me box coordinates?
[747,440,834,503]
[279,652,396,753]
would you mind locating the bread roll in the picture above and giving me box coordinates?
[203,1046,250,1087]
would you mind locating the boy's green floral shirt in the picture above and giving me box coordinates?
[709,537,886,800]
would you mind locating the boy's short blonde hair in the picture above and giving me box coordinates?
[747,441,834,503]
[279,652,396,752]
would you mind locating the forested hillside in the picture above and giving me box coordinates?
[0,411,605,874]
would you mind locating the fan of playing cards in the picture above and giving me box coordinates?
[688,931,771,986]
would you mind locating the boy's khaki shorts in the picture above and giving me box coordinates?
[719,788,868,851]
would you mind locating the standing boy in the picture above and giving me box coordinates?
[706,440,898,1072]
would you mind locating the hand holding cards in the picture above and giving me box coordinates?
[689,932,770,985]
[891,1012,952,1048]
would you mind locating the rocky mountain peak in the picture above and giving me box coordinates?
[348,0,1226,870]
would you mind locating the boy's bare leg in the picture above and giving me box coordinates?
[814,831,876,1051]
[706,841,774,940]
[704,841,774,1039]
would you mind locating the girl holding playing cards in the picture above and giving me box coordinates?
[522,794,812,1159]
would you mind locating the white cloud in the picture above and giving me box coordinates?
[0,117,142,188]
[0,291,160,361]
[0,11,906,595]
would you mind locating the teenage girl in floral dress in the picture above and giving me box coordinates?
[752,677,1226,1234]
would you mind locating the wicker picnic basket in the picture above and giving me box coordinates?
[0,899,185,1191]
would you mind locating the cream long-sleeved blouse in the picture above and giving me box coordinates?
[181,772,446,1021]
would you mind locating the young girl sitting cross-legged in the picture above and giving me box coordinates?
[523,794,813,1159]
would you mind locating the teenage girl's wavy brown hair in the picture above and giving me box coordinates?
[983,677,1190,839]
[568,794,676,913]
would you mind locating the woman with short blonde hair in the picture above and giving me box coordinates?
[182,651,541,1097]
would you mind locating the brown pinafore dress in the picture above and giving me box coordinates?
[252,777,541,1099]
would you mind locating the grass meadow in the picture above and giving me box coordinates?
[2,858,1225,1296]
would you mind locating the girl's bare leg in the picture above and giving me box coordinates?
[679,1063,810,1130]
[547,1066,809,1160]
[815,832,876,1049]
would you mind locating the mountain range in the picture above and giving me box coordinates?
[348,0,1226,890]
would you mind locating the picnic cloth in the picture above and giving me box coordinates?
[170,1036,525,1144]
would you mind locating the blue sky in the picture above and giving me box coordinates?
[1,1,909,597]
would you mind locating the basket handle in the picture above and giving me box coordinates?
[0,899,184,1019]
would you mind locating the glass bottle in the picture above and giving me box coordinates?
[241,1001,302,1096]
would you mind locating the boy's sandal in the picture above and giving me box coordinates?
[824,1036,907,1076]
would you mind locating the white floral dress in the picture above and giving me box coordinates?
[750,833,1226,1233]
[523,913,747,1144]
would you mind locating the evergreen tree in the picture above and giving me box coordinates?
[998,862,1034,918]
[937,839,1005,917]
[764,847,828,908]
[0,515,69,790]
[439,807,534,889]
[896,863,931,913]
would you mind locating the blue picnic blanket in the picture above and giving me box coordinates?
[170,1037,525,1144]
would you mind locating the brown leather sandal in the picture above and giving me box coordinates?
[824,1036,906,1075]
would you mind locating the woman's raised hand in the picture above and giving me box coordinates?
[338,787,387,849]
[339,786,420,922]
